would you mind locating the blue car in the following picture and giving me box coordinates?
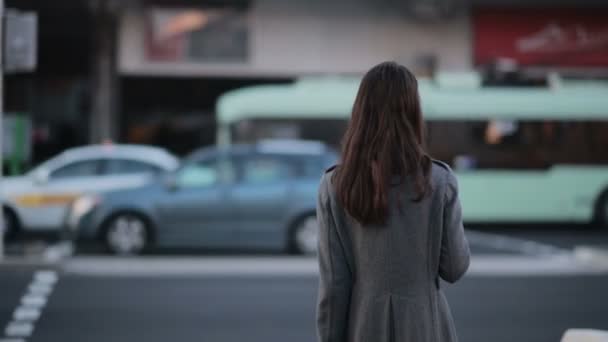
[67,140,338,255]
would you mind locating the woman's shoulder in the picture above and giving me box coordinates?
[431,159,451,175]
[321,161,456,189]
[318,165,337,196]
[324,164,338,174]
[430,159,457,187]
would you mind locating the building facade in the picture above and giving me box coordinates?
[4,0,608,170]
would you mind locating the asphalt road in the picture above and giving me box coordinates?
[0,268,32,334]
[0,269,607,342]
[1,226,608,342]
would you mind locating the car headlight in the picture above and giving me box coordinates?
[67,195,101,231]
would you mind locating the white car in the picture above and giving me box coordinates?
[1,144,179,238]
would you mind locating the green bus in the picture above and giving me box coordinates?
[216,73,608,227]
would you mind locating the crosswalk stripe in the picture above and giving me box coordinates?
[4,322,33,338]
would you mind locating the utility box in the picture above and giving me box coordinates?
[2,114,31,175]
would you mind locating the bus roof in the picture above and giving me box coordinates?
[216,73,608,124]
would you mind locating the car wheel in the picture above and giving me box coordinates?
[2,208,18,241]
[103,213,150,255]
[292,215,319,255]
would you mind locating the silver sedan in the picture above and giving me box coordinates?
[1,144,179,238]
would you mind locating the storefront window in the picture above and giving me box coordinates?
[145,7,248,63]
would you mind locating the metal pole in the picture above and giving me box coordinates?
[0,0,5,260]
[89,1,118,143]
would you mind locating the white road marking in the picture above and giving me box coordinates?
[470,254,608,276]
[27,283,52,296]
[12,308,40,322]
[1,270,59,342]
[64,257,319,277]
[562,329,608,342]
[20,296,47,308]
[4,323,33,338]
[42,242,74,263]
[33,271,58,285]
[574,246,608,266]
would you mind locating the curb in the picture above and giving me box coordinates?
[0,257,60,270]
[0,241,73,270]
[573,246,608,268]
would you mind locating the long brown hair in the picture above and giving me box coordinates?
[333,61,432,226]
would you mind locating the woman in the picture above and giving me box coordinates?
[316,61,470,342]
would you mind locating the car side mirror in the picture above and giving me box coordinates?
[164,173,179,192]
[33,169,50,185]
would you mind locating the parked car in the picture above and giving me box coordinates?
[1,144,179,239]
[68,140,338,255]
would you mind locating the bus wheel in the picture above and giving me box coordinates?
[596,192,608,229]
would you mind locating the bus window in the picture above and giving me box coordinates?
[589,122,608,153]
[230,118,347,149]
[482,120,520,145]
[428,119,608,170]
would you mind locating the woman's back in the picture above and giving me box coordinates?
[317,163,469,342]
[316,62,470,342]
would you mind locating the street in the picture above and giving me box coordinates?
[1,226,608,342]
[3,1,608,341]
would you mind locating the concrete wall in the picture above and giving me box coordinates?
[118,0,472,77]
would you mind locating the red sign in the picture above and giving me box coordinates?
[473,8,608,67]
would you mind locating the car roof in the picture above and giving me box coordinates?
[186,140,333,161]
[57,144,179,170]
[255,139,329,155]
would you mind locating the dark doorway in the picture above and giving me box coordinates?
[121,77,293,156]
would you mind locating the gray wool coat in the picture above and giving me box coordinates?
[316,161,470,342]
